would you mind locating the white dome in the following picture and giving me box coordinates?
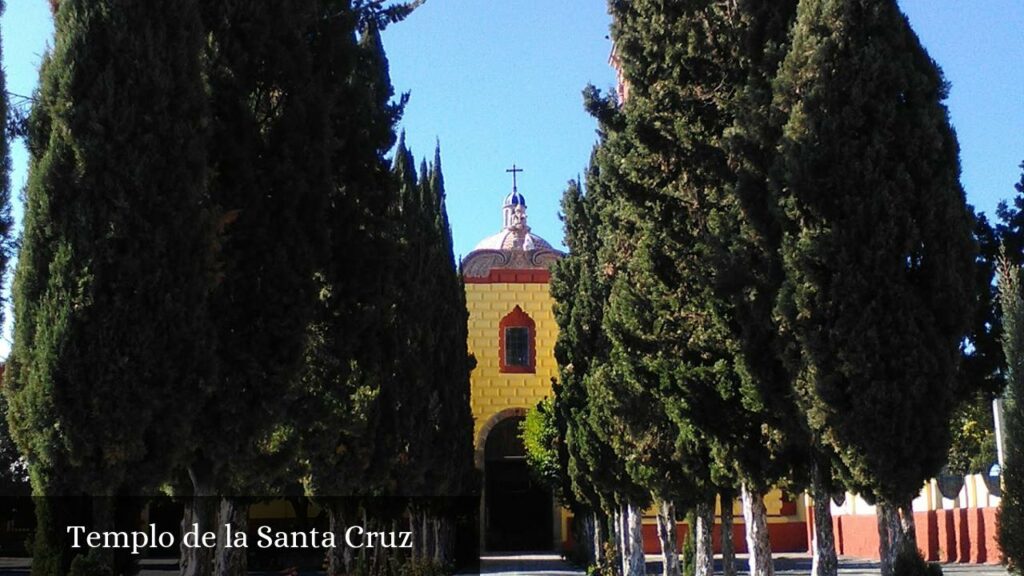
[473,229,553,252]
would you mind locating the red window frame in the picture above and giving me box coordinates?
[499,305,536,374]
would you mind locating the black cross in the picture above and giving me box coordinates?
[506,164,524,192]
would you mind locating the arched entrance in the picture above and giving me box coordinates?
[484,416,553,551]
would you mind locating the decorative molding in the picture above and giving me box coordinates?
[462,247,563,281]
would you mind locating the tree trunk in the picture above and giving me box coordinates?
[617,503,628,576]
[877,498,921,575]
[424,511,435,563]
[437,516,454,567]
[656,500,680,576]
[214,497,247,576]
[409,510,419,562]
[877,502,895,576]
[593,510,607,569]
[810,464,838,576]
[577,512,594,566]
[606,504,622,569]
[720,490,736,576]
[182,460,217,576]
[741,483,774,576]
[898,501,918,554]
[325,501,353,576]
[694,499,714,576]
[625,502,646,576]
[434,515,451,565]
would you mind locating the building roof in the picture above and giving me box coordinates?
[461,186,562,280]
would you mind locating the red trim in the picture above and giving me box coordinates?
[465,269,551,284]
[499,306,536,374]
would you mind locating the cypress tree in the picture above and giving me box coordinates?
[773,1,975,573]
[589,87,721,576]
[384,139,474,565]
[420,144,475,564]
[175,3,332,576]
[297,8,408,573]
[0,0,11,315]
[602,3,806,575]
[999,166,1024,574]
[0,0,26,534]
[550,159,653,575]
[389,137,432,502]
[5,1,212,574]
[996,164,1024,264]
[947,210,1001,476]
[549,174,609,571]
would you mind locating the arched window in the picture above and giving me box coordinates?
[499,305,535,373]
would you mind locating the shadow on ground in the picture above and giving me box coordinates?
[472,552,1008,576]
[0,553,1009,576]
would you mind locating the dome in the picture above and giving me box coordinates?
[503,190,527,208]
[473,229,553,252]
[461,178,563,279]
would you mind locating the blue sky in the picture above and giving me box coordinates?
[1,1,1022,315]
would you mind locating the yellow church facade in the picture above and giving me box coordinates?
[461,185,565,551]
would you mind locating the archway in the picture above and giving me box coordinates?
[483,416,553,551]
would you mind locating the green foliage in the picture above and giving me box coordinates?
[999,251,1024,574]
[191,0,334,501]
[946,396,997,475]
[996,164,1024,266]
[521,397,565,501]
[602,0,809,496]
[68,551,113,576]
[773,0,976,506]
[681,510,696,576]
[893,545,943,576]
[352,555,448,576]
[384,137,475,503]
[948,210,1003,474]
[0,0,11,324]
[7,0,212,498]
[299,10,406,502]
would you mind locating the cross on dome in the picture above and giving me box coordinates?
[468,164,555,254]
[504,164,527,209]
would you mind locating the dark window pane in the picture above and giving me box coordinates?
[505,327,530,367]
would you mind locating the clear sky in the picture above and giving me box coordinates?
[1,1,1022,349]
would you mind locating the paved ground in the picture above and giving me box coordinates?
[470,552,1011,576]
[0,553,1009,575]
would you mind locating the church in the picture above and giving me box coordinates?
[459,179,810,554]
[460,180,564,551]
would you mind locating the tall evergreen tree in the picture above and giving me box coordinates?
[418,144,476,564]
[601,3,805,575]
[176,3,333,576]
[773,1,975,574]
[0,0,26,530]
[999,167,1024,575]
[0,0,11,315]
[550,169,648,575]
[297,10,410,575]
[5,1,212,575]
[947,210,1001,475]
[384,139,474,565]
[996,164,1024,265]
[590,87,723,576]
